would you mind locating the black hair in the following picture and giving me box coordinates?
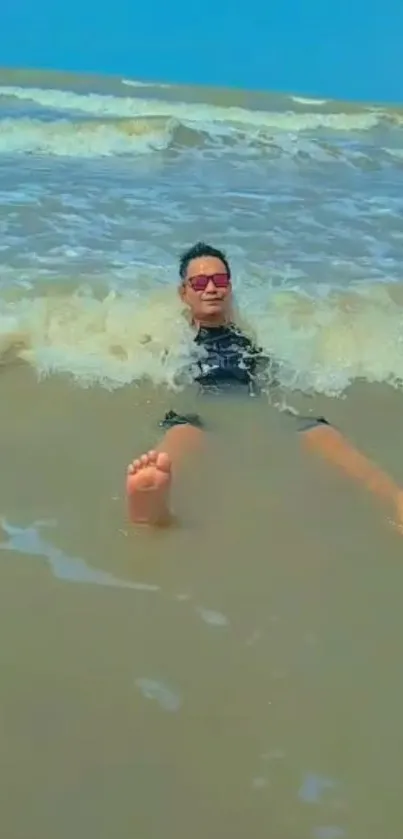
[179,241,231,280]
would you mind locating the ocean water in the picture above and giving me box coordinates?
[3,68,403,839]
[1,68,403,394]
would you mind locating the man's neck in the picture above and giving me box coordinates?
[194,316,228,329]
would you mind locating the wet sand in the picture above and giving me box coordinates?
[1,366,403,838]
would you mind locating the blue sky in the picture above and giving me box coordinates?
[2,0,402,103]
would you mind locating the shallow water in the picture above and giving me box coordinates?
[1,69,403,838]
[1,368,403,838]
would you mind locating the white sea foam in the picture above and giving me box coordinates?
[1,283,403,395]
[0,85,391,133]
[291,96,329,106]
[121,78,173,89]
[0,115,175,156]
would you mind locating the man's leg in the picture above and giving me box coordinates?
[126,412,205,526]
[300,419,402,521]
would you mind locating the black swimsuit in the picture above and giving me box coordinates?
[193,324,267,394]
[160,324,329,433]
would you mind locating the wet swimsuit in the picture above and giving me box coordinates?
[160,324,329,434]
[192,324,267,394]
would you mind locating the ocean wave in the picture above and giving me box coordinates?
[1,282,403,395]
[0,112,401,160]
[0,115,177,156]
[291,96,328,106]
[2,84,403,160]
[0,85,397,134]
[121,78,173,89]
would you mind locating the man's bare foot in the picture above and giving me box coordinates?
[126,450,172,526]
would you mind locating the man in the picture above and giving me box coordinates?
[126,242,403,528]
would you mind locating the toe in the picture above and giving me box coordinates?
[156,452,172,473]
[140,454,149,467]
[148,450,158,464]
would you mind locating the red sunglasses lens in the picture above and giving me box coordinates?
[212,273,230,287]
[189,275,208,291]
[189,273,230,291]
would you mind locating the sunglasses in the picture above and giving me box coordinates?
[187,273,231,292]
